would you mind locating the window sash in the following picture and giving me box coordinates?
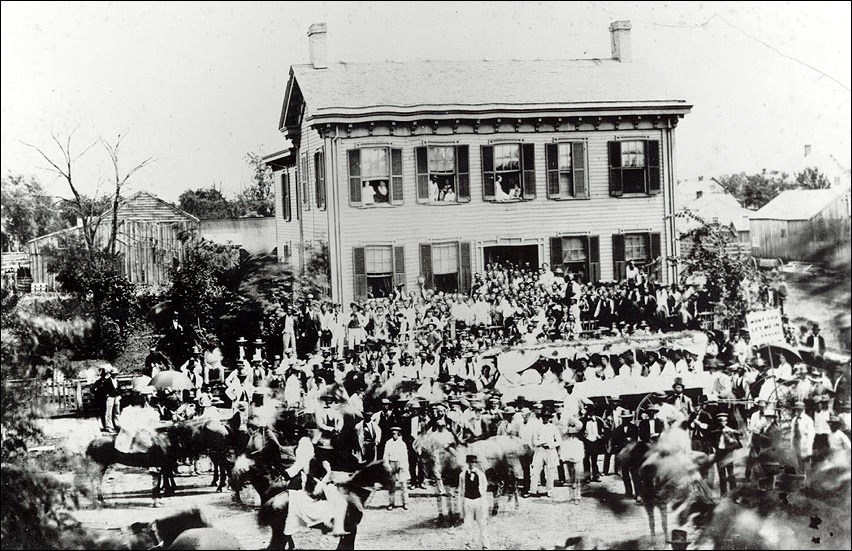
[432,242,459,275]
[428,146,455,173]
[557,143,572,171]
[361,148,390,179]
[561,237,587,262]
[494,144,521,172]
[365,246,393,274]
[624,234,648,261]
[620,141,646,168]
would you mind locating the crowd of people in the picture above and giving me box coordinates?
[96,260,849,548]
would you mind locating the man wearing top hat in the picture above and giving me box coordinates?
[804,323,826,365]
[669,377,694,419]
[459,453,490,550]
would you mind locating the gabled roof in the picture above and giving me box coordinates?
[680,193,753,233]
[751,187,851,221]
[113,191,199,223]
[281,58,691,129]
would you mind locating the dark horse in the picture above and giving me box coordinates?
[231,405,391,550]
[86,412,247,503]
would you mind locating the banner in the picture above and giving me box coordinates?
[746,308,785,347]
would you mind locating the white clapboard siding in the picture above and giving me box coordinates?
[331,127,671,305]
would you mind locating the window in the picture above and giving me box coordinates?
[416,145,470,203]
[608,140,661,196]
[281,172,292,222]
[481,143,535,201]
[546,142,587,198]
[300,153,311,211]
[612,233,661,281]
[550,236,600,283]
[780,228,787,238]
[314,151,326,210]
[348,148,403,206]
[354,245,405,300]
[624,234,648,262]
[419,241,473,294]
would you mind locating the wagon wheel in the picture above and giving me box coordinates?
[764,380,796,428]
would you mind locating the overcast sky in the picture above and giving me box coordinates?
[2,1,850,202]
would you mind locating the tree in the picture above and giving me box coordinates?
[713,170,794,210]
[178,186,233,219]
[795,166,832,189]
[232,152,275,217]
[0,175,69,251]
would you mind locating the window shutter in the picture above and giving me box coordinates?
[646,140,661,195]
[281,173,291,222]
[572,142,587,198]
[612,234,626,280]
[481,145,495,201]
[301,153,311,211]
[649,232,662,281]
[419,244,434,289]
[521,143,536,198]
[348,149,362,205]
[550,237,563,273]
[353,247,367,300]
[416,147,429,202]
[456,145,470,202]
[390,148,404,205]
[587,235,600,283]
[393,245,406,289]
[459,241,472,293]
[314,151,326,209]
[608,141,623,197]
[545,143,560,198]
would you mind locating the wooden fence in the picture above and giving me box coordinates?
[5,376,135,418]
[27,219,198,291]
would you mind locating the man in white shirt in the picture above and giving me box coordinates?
[790,401,815,475]
[383,427,410,510]
[812,396,832,462]
[528,410,560,498]
[734,333,751,365]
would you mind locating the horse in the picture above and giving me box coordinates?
[85,412,247,503]
[93,507,241,549]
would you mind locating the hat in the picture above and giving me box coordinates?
[755,398,767,406]
[620,410,634,418]
[390,426,402,433]
[672,377,685,389]
[645,404,660,412]
[196,393,213,407]
[503,406,517,415]
[716,411,729,421]
[828,413,841,423]
[466,454,479,463]
[381,398,392,405]
[793,401,806,409]
[764,408,777,417]
[671,529,690,550]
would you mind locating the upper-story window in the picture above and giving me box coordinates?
[416,145,470,203]
[314,151,326,210]
[545,142,588,199]
[608,140,661,196]
[280,172,292,222]
[481,143,536,202]
[299,153,311,212]
[348,147,403,207]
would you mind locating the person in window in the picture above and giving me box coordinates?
[494,175,512,202]
[429,176,441,202]
[509,181,522,199]
[442,184,456,202]
[362,181,375,205]
[375,180,389,203]
[625,260,640,282]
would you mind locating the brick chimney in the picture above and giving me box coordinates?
[610,21,632,62]
[308,23,327,69]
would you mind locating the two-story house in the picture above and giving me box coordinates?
[265,21,691,306]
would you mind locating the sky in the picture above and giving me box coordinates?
[2,1,850,202]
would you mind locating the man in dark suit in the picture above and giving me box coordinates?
[805,323,827,365]
[611,411,639,496]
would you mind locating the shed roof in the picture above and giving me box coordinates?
[751,187,849,221]
[680,193,753,233]
[283,58,690,127]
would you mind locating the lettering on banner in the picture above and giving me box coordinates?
[746,308,785,347]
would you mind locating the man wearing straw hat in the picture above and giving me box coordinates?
[383,426,410,510]
[712,410,742,497]
[745,398,770,480]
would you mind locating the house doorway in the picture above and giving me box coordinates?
[483,244,539,270]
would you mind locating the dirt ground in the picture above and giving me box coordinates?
[43,417,663,550]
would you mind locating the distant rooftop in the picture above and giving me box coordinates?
[752,187,851,221]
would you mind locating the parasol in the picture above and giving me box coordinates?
[756,342,802,366]
[131,375,153,392]
[150,370,194,391]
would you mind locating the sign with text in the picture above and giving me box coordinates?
[746,308,785,346]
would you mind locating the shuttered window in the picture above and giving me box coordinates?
[419,241,472,294]
[481,143,535,202]
[281,172,292,222]
[608,140,661,196]
[348,147,403,206]
[613,232,662,281]
[314,151,326,210]
[416,145,470,203]
[551,235,600,283]
[355,245,403,299]
[433,242,459,274]
[546,142,588,199]
[300,153,311,211]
